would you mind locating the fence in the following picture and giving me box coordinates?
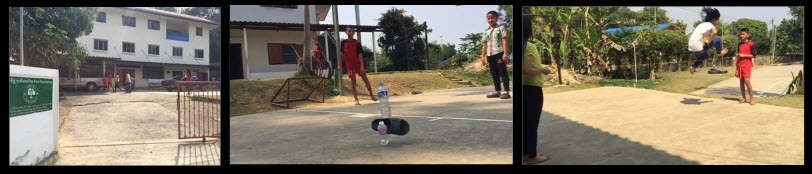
[177,81,221,140]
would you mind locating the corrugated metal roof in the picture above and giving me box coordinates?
[605,23,673,34]
[120,7,219,25]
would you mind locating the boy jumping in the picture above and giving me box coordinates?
[688,7,729,74]
[736,28,757,105]
[340,26,377,105]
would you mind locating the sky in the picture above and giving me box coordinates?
[628,7,794,34]
[321,5,505,52]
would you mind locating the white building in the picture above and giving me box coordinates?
[229,5,380,79]
[74,7,219,88]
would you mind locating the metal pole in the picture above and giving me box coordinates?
[332,5,342,95]
[242,28,249,79]
[304,5,311,73]
[355,5,362,71]
[634,43,637,88]
[373,31,377,72]
[440,36,443,65]
[325,30,331,72]
[772,19,775,64]
[20,7,24,66]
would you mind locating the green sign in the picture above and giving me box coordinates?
[9,76,53,117]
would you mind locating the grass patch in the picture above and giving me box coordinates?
[230,71,468,116]
[598,66,742,94]
[447,67,513,86]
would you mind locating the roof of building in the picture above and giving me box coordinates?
[119,7,219,25]
[604,23,681,35]
[230,21,382,32]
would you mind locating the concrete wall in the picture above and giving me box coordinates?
[9,65,59,165]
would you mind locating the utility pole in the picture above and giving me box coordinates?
[332,5,342,95]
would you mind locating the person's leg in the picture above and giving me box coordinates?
[521,85,540,158]
[360,74,377,101]
[524,85,548,164]
[349,66,360,105]
[487,54,502,98]
[496,53,510,95]
[739,77,747,104]
[746,78,755,105]
[710,37,723,54]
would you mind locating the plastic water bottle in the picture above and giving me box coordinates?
[377,121,389,145]
[378,83,391,118]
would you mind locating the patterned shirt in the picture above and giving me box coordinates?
[481,25,508,56]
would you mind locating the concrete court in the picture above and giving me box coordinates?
[535,86,803,165]
[230,86,513,164]
[691,64,803,97]
[56,92,220,165]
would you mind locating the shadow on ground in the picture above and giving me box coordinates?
[537,111,701,165]
[680,98,713,105]
[175,140,221,166]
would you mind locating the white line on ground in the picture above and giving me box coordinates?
[757,80,791,97]
[293,109,512,123]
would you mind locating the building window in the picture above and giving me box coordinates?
[267,43,300,65]
[148,45,159,55]
[172,47,183,57]
[122,42,135,53]
[97,12,106,23]
[195,49,204,58]
[122,16,136,27]
[148,20,160,30]
[196,27,203,36]
[94,39,108,51]
[261,5,297,9]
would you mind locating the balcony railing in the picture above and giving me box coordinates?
[167,30,189,42]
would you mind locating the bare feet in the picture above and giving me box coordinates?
[355,100,361,105]
[689,67,695,74]
[524,155,550,165]
[720,48,729,56]
[739,98,746,104]
[750,100,755,106]
[372,97,378,101]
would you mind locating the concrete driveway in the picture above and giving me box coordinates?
[535,86,803,165]
[230,87,513,164]
[691,64,803,97]
[55,92,220,165]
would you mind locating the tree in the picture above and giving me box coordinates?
[8,7,95,72]
[730,18,769,55]
[154,7,178,13]
[428,42,457,68]
[377,7,428,71]
[776,7,803,55]
[182,7,220,22]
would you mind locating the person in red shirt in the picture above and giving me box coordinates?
[340,26,377,105]
[103,73,112,92]
[736,28,757,105]
[312,37,324,76]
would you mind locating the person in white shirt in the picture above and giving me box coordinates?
[687,7,729,74]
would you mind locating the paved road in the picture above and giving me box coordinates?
[691,64,803,97]
[56,92,220,165]
[534,86,803,165]
[230,87,513,164]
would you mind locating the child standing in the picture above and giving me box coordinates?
[481,10,511,99]
[736,28,757,105]
[522,15,552,165]
[687,7,729,74]
[341,26,378,105]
